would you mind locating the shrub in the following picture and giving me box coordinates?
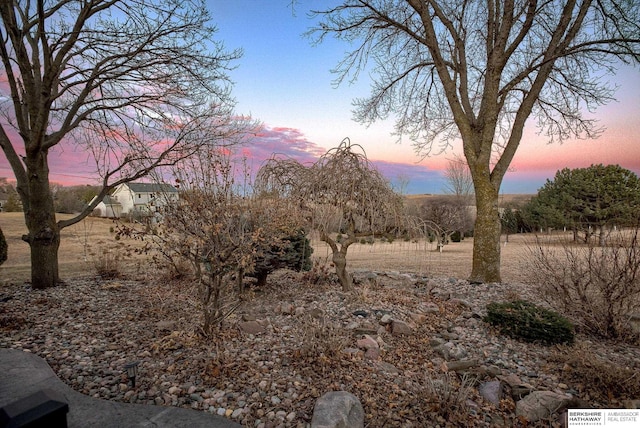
[551,344,640,401]
[525,228,640,340]
[0,227,7,266]
[450,231,462,242]
[249,230,313,287]
[421,371,474,422]
[485,300,575,345]
[93,252,121,279]
[302,260,334,285]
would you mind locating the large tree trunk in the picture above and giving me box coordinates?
[469,178,502,284]
[21,151,61,289]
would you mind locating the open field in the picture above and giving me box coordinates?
[3,211,549,285]
[0,213,147,284]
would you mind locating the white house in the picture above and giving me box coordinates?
[90,195,123,218]
[91,182,179,218]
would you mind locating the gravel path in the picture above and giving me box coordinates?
[1,270,639,427]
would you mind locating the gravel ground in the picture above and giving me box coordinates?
[1,269,639,427]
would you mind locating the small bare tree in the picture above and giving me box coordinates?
[151,149,255,335]
[257,138,409,291]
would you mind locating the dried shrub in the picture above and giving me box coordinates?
[485,300,575,345]
[301,260,335,285]
[553,344,640,401]
[293,314,349,371]
[93,251,121,279]
[421,371,474,421]
[525,228,640,340]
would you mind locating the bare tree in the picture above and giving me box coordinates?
[0,0,242,288]
[443,154,473,202]
[309,0,640,283]
[257,138,408,291]
[419,197,472,250]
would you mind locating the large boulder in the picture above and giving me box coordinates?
[515,390,572,422]
[311,391,364,428]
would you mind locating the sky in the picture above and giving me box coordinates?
[1,0,639,194]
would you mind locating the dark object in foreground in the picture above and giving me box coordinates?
[0,388,69,428]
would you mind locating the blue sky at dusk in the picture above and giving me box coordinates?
[1,1,639,194]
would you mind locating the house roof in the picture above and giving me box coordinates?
[124,183,178,193]
[101,195,121,206]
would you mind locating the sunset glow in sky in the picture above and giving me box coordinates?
[1,1,639,194]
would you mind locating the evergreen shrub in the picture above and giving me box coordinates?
[485,300,574,345]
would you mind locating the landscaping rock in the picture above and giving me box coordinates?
[238,320,266,334]
[356,335,378,350]
[390,320,412,335]
[311,391,364,428]
[515,390,572,422]
[479,380,502,406]
[444,359,480,373]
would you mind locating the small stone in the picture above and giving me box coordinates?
[364,348,380,361]
[429,337,446,347]
[168,386,181,395]
[379,314,392,324]
[444,360,480,372]
[390,320,413,335]
[309,308,324,319]
[409,312,427,324]
[225,408,233,417]
[356,335,378,350]
[155,320,175,331]
[279,303,294,315]
[479,381,502,406]
[239,321,266,335]
[286,411,296,421]
[376,361,400,375]
[231,408,243,419]
[418,302,440,314]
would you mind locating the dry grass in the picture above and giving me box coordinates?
[1,210,614,286]
[310,232,542,283]
[0,212,147,284]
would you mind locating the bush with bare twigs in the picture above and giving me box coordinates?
[525,227,640,341]
[93,251,122,279]
[551,343,640,402]
[421,371,475,422]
